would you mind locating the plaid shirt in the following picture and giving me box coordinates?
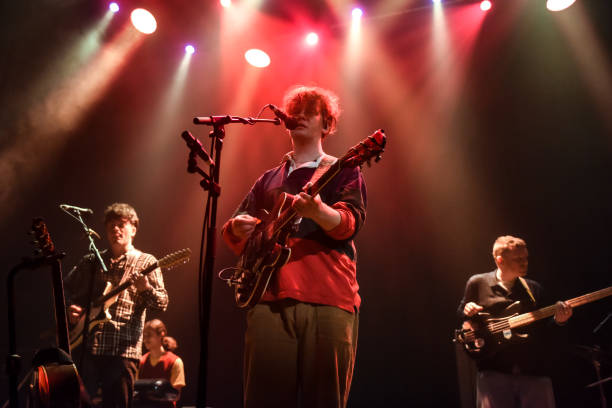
[65,248,168,360]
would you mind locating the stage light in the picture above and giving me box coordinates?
[185,45,195,55]
[480,0,492,11]
[546,0,576,11]
[352,8,363,19]
[244,49,270,68]
[130,8,157,34]
[109,2,119,13]
[432,0,442,3]
[220,0,231,8]
[305,32,319,46]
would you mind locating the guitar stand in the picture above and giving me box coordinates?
[183,114,280,408]
[5,254,63,408]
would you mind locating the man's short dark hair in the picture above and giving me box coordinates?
[104,203,139,229]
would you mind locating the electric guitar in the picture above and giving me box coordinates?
[454,285,612,359]
[69,248,191,349]
[227,129,387,309]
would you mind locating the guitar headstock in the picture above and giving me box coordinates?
[31,217,61,260]
[340,129,387,168]
[158,248,192,270]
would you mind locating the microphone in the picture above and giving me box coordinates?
[60,204,93,214]
[268,104,299,130]
[181,131,214,165]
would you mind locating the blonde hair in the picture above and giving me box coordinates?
[492,235,527,258]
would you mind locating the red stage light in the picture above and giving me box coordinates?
[109,2,119,13]
[130,8,157,34]
[220,0,231,8]
[480,0,492,11]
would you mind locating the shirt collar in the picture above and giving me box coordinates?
[283,151,325,176]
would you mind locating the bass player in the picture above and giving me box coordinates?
[457,235,572,408]
[222,85,366,408]
[64,203,168,408]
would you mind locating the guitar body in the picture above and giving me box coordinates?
[30,360,82,408]
[234,193,293,308]
[69,282,114,349]
[456,306,528,360]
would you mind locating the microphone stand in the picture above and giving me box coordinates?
[60,207,108,370]
[183,115,279,408]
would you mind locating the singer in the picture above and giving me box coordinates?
[64,203,168,408]
[222,86,365,408]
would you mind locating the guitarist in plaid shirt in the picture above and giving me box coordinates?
[65,203,168,408]
[222,86,366,408]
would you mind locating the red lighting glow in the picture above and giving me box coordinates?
[305,32,319,46]
[480,0,491,11]
[244,49,270,68]
[130,8,157,34]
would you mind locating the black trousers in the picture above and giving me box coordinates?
[80,354,138,408]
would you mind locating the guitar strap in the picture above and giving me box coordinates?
[308,154,338,186]
[518,277,536,304]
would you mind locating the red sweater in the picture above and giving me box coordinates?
[222,160,366,312]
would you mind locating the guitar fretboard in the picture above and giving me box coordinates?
[508,286,612,329]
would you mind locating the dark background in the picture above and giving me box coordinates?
[1,0,611,406]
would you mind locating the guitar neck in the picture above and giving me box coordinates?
[94,261,159,305]
[50,259,71,354]
[509,286,612,329]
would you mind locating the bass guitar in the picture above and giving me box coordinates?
[69,248,191,349]
[454,285,612,359]
[226,129,386,309]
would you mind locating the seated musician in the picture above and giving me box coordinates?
[457,235,573,408]
[137,318,185,407]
